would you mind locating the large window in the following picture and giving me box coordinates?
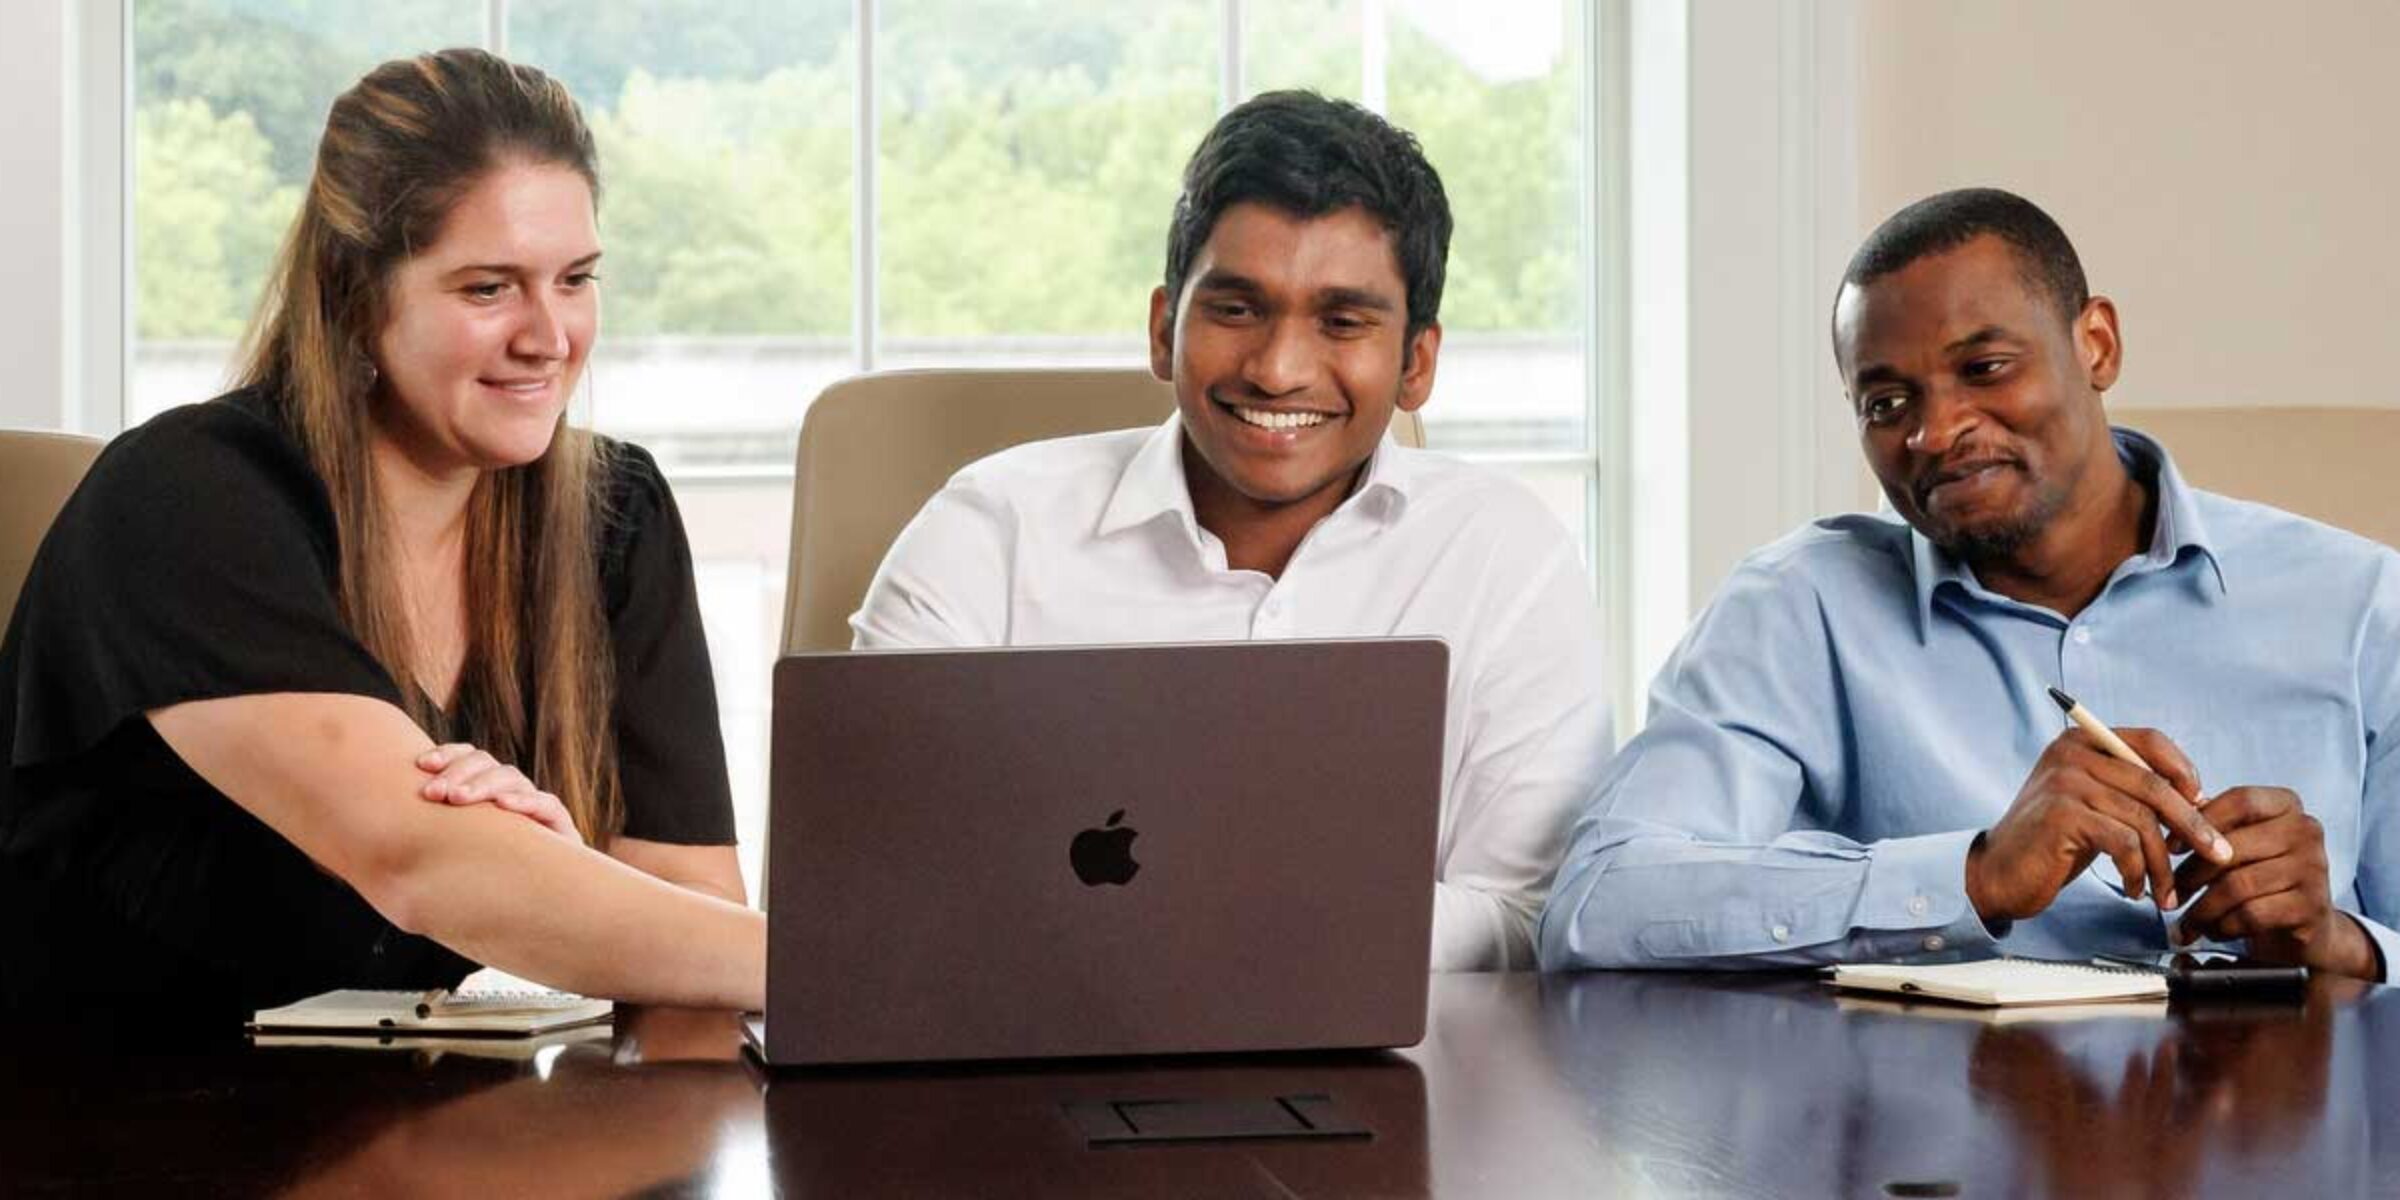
[126,0,1606,892]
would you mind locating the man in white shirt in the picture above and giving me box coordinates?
[853,90,1613,971]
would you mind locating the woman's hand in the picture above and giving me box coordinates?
[416,743,582,843]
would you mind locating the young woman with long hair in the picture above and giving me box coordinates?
[0,49,763,1019]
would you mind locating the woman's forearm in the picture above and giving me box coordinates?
[381,805,764,1009]
[151,694,765,1010]
[607,836,750,907]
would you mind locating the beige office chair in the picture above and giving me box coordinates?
[1,430,105,629]
[779,367,1428,654]
[2110,405,2400,550]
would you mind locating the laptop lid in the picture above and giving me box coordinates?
[759,638,1445,1066]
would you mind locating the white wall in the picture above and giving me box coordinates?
[1855,0,2400,414]
[1680,0,1865,606]
[0,0,66,432]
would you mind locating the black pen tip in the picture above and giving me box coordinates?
[2046,686,2076,713]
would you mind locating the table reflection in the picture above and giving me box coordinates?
[11,976,2398,1197]
[756,1051,1427,1198]
[277,1008,760,1198]
[1538,971,2379,1200]
[1962,990,2347,1198]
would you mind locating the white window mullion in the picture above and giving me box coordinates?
[1218,0,1243,112]
[1359,0,1387,114]
[1588,0,1641,740]
[854,0,878,371]
[73,0,131,436]
[486,0,508,56]
[1624,0,1690,730]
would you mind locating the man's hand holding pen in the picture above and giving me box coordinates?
[1965,724,2230,924]
[1965,687,2383,980]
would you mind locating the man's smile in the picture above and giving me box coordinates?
[1916,455,2024,509]
[1211,392,1344,436]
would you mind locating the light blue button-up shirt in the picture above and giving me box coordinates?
[1540,429,2400,976]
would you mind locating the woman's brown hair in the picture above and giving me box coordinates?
[233,48,622,844]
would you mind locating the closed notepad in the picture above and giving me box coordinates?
[1828,958,2168,1007]
[249,988,613,1037]
[1833,995,2168,1025]
[249,1024,616,1058]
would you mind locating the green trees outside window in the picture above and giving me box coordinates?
[135,0,1580,347]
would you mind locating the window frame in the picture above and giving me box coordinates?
[82,0,1639,728]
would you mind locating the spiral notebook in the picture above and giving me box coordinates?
[1827,957,2168,1007]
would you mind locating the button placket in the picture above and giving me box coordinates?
[1252,589,1287,636]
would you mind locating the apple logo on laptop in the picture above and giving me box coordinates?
[1070,810,1140,886]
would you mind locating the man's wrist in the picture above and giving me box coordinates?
[2329,912,2386,982]
[1963,831,2000,924]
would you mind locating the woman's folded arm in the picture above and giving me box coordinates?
[149,692,764,1009]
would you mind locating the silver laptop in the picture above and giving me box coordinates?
[745,639,1446,1066]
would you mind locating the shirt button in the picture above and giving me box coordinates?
[1923,935,1947,952]
[1770,923,1791,942]
[1906,895,1930,918]
[2071,627,2093,645]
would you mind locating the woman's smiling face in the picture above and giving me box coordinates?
[370,159,601,475]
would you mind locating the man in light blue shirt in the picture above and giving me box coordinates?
[1540,188,2400,980]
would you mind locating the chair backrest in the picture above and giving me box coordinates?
[2110,405,2400,550]
[0,430,105,629]
[779,368,1428,654]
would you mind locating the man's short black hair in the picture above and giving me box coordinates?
[1164,90,1452,341]
[1841,187,2089,326]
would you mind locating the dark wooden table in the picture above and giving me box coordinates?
[4,970,2393,1197]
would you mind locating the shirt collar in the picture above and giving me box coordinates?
[2132,427,2224,592]
[1094,412,1418,544]
[1909,425,2226,637]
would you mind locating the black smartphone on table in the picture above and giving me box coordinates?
[2094,950,2308,997]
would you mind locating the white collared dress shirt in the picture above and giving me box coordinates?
[853,414,1615,970]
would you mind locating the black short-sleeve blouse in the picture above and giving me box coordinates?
[0,388,734,1018]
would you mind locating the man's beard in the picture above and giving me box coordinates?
[1924,478,2071,564]
[1932,513,2047,562]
